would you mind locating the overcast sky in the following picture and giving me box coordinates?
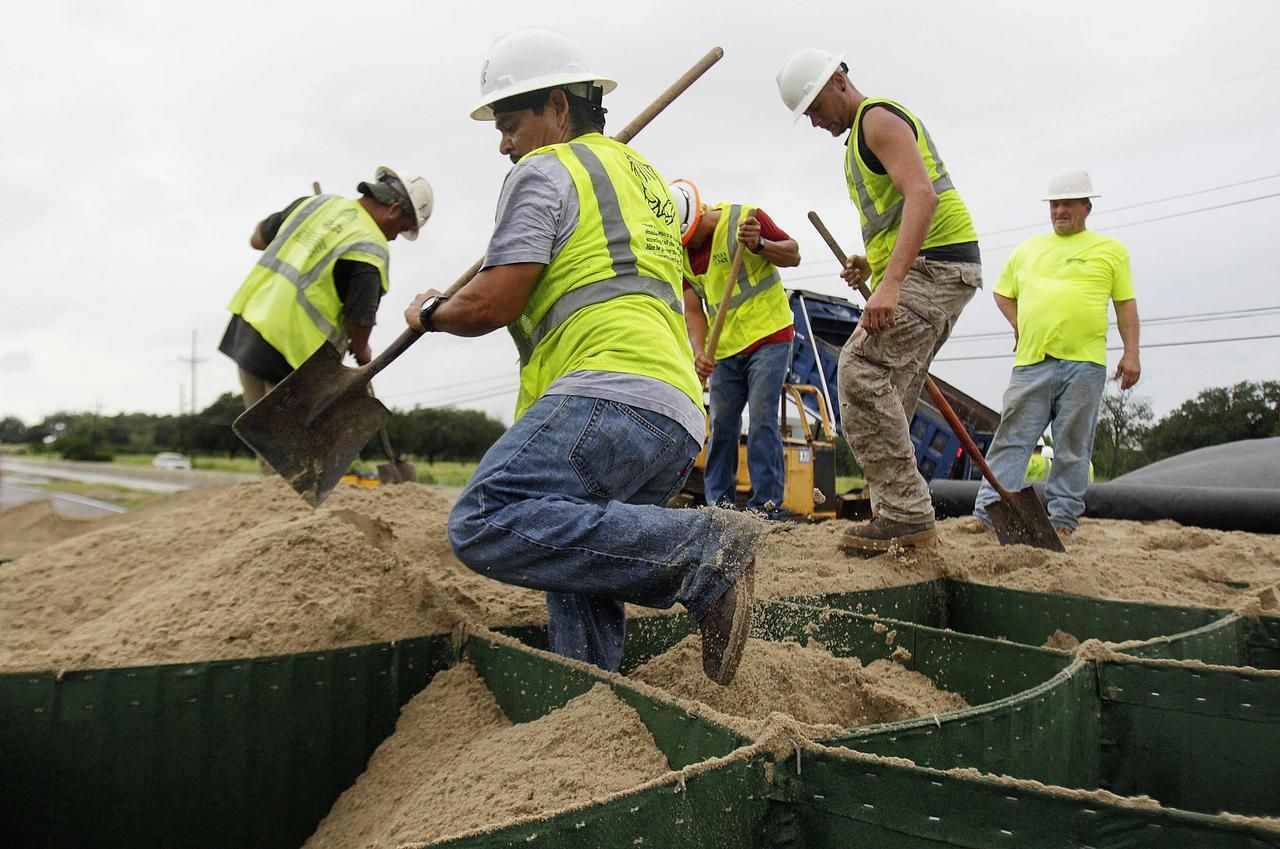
[3,0,1278,428]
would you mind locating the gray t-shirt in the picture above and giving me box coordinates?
[485,154,705,443]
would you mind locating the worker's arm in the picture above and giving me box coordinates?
[344,321,373,365]
[683,285,715,380]
[1113,298,1141,389]
[737,216,801,268]
[993,292,1019,351]
[403,263,544,336]
[859,108,939,333]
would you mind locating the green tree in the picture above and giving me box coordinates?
[385,406,506,463]
[0,416,25,443]
[54,419,114,461]
[1093,387,1154,479]
[1143,380,1280,462]
[192,392,248,456]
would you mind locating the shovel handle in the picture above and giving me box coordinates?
[377,426,398,462]
[703,240,747,360]
[365,49,727,380]
[807,211,1014,499]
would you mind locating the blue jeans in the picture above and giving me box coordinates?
[974,357,1107,530]
[705,339,792,512]
[448,393,758,672]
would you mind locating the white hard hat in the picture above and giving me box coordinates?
[776,48,846,122]
[668,179,704,245]
[471,28,616,121]
[1043,169,1101,201]
[374,166,433,241]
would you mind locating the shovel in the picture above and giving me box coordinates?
[234,47,727,506]
[376,426,417,485]
[806,211,1065,552]
[700,240,747,387]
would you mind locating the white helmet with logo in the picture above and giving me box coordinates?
[472,28,616,121]
[668,179,704,246]
[375,166,433,241]
[776,48,846,122]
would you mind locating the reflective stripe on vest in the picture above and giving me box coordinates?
[702,204,782,319]
[846,127,956,243]
[255,195,390,342]
[509,142,682,365]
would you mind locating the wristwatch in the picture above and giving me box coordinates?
[752,237,767,254]
[417,295,448,332]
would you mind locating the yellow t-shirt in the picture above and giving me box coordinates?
[995,230,1135,367]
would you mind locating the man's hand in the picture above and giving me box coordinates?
[737,216,763,250]
[349,342,373,366]
[694,351,716,381]
[859,280,901,334]
[840,254,872,295]
[1114,352,1141,390]
[404,289,445,332]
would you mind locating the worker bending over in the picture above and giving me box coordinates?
[221,168,433,407]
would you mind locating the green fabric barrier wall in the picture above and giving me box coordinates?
[1098,657,1280,817]
[1246,615,1280,669]
[789,744,1280,849]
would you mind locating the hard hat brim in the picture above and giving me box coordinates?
[789,51,845,123]
[471,73,618,121]
[1042,192,1102,201]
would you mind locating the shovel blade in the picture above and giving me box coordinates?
[377,461,417,485]
[986,487,1066,552]
[232,343,390,506]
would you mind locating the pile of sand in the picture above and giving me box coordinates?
[0,479,545,671]
[0,499,102,560]
[631,635,967,731]
[304,663,670,848]
[753,516,1280,610]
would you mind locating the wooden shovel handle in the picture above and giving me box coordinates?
[367,47,727,377]
[807,210,1013,499]
[703,240,747,360]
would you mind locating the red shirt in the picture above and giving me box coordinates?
[684,207,795,354]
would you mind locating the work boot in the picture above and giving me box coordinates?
[1055,526,1074,539]
[699,557,755,685]
[839,516,937,555]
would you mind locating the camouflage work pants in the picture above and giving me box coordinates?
[838,257,982,524]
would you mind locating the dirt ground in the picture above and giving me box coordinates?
[2,480,1277,672]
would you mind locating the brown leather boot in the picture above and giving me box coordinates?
[839,516,938,555]
[698,557,755,685]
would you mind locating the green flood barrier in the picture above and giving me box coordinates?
[799,578,1273,667]
[1,613,1278,847]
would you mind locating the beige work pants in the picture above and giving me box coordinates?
[237,367,276,473]
[838,257,981,525]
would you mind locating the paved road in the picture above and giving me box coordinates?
[0,457,255,518]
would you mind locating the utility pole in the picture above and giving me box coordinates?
[178,331,207,417]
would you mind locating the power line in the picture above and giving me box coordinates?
[948,305,1280,343]
[979,173,1280,238]
[983,191,1280,253]
[934,333,1280,363]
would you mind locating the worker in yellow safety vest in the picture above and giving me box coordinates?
[403,29,759,685]
[220,167,433,408]
[777,48,983,555]
[668,179,801,519]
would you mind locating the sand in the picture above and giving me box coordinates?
[304,663,670,848]
[631,635,968,731]
[753,516,1280,610]
[0,479,545,671]
[4,478,1279,672]
[0,499,102,560]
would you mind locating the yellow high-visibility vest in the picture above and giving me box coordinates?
[844,98,977,287]
[227,196,389,367]
[509,134,703,420]
[683,204,792,359]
